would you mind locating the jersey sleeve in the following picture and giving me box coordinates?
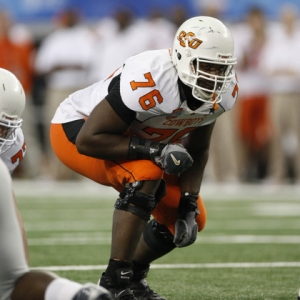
[120,50,180,114]
[106,74,136,125]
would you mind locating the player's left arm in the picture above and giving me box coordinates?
[179,121,215,194]
[173,121,215,247]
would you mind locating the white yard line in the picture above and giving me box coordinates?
[32,262,300,272]
[12,179,300,200]
[28,235,300,245]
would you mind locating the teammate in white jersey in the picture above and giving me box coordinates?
[0,68,29,261]
[0,158,111,300]
[50,16,239,300]
[0,69,112,300]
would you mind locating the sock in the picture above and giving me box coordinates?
[132,260,149,273]
[45,278,82,300]
[132,260,150,280]
[105,259,132,284]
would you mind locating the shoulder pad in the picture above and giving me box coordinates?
[120,50,180,113]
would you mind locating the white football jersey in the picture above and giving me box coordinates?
[52,49,238,143]
[0,128,26,174]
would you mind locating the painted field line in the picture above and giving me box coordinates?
[28,235,300,245]
[13,180,300,201]
[32,262,300,272]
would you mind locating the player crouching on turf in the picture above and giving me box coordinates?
[50,16,238,300]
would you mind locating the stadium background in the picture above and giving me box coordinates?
[2,0,300,23]
[0,1,299,298]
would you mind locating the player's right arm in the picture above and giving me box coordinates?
[76,59,193,174]
[76,97,193,175]
[76,98,132,160]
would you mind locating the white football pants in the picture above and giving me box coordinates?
[0,158,29,300]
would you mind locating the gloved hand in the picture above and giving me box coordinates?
[153,144,193,175]
[173,194,199,247]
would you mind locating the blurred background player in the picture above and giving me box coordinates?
[193,0,240,183]
[91,7,154,83]
[260,3,300,184]
[0,9,43,179]
[233,6,272,182]
[50,16,238,299]
[34,7,96,180]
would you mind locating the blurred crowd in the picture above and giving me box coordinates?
[2,1,300,184]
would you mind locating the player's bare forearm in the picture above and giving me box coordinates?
[77,132,130,160]
[179,122,214,194]
[179,148,209,194]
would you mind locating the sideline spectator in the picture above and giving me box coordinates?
[194,0,240,182]
[34,7,96,180]
[136,8,176,50]
[91,7,176,84]
[170,5,189,28]
[233,7,272,182]
[261,4,300,183]
[0,9,41,179]
[90,8,146,82]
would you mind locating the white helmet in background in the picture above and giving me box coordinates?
[0,68,25,153]
[172,16,236,104]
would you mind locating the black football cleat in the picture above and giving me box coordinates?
[130,278,166,300]
[99,272,137,300]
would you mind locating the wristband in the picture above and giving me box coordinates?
[128,136,165,160]
[178,194,199,217]
[180,192,199,197]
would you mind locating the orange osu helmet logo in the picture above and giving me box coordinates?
[177,30,203,49]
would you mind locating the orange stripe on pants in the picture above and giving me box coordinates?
[50,123,207,234]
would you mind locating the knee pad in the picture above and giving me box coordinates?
[114,180,166,220]
[143,219,176,254]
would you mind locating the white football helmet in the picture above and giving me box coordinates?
[0,68,25,154]
[172,16,236,104]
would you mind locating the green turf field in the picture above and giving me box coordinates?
[14,180,300,300]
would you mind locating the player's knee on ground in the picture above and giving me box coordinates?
[114,180,166,220]
[143,219,176,254]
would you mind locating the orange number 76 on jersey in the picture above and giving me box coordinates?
[130,72,163,111]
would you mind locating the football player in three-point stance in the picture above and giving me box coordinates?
[50,16,239,300]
